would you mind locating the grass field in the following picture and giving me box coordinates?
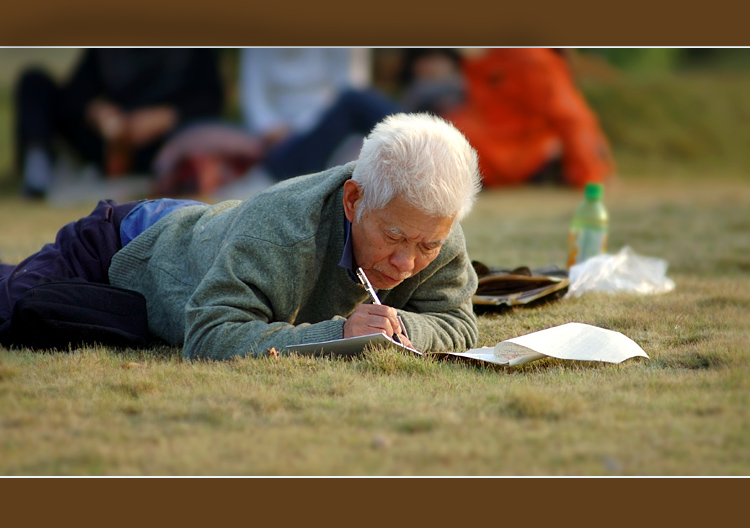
[1,174,748,476]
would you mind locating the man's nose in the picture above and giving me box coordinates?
[390,246,416,274]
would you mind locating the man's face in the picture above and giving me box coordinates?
[343,180,455,290]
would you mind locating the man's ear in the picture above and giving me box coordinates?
[342,180,362,223]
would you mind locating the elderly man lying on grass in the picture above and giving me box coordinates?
[0,113,482,359]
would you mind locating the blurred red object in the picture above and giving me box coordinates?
[152,124,265,196]
[447,48,615,187]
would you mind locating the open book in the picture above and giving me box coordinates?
[286,322,648,367]
[440,322,649,366]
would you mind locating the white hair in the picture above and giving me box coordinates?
[351,113,481,222]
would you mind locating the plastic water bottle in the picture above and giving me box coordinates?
[567,183,609,269]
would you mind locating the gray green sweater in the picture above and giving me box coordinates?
[109,162,478,359]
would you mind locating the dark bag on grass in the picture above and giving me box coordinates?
[471,261,570,313]
[0,279,150,350]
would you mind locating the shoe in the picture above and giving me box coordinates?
[21,146,54,198]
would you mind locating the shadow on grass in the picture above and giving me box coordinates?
[649,349,730,370]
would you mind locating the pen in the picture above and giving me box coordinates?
[356,267,408,345]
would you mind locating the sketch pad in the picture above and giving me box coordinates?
[286,333,422,357]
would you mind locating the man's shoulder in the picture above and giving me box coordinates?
[269,162,356,195]
[230,163,354,246]
[440,222,470,259]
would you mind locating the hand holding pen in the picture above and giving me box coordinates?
[343,267,411,347]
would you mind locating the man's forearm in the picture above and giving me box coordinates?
[397,302,478,353]
[183,305,348,361]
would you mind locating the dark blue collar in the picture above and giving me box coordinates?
[338,217,358,281]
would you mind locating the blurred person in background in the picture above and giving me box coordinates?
[398,48,465,115]
[214,48,402,199]
[442,48,615,188]
[14,48,224,198]
[240,48,371,146]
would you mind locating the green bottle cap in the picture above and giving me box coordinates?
[584,183,604,200]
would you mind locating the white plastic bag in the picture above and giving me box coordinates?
[566,246,675,298]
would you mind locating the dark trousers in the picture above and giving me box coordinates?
[263,89,403,181]
[15,69,163,174]
[0,200,139,322]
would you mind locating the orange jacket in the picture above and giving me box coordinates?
[447,48,614,187]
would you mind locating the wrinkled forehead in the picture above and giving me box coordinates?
[374,197,456,242]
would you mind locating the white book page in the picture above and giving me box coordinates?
[286,333,422,357]
[451,345,547,366]
[499,322,649,364]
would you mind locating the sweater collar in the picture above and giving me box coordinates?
[337,216,358,283]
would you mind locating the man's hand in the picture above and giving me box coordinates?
[343,304,412,348]
[87,100,127,141]
[261,125,292,148]
[86,101,177,147]
[125,106,178,146]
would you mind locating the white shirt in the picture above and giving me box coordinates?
[239,48,371,136]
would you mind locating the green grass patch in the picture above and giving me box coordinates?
[580,71,750,177]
